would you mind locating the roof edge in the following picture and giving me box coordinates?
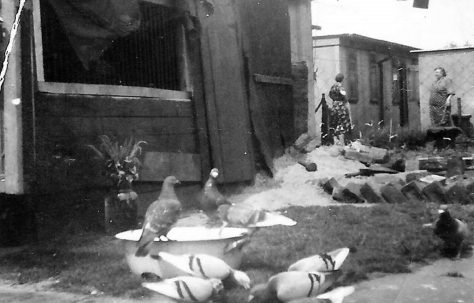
[314,33,419,51]
[412,46,474,53]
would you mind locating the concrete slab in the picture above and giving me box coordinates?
[0,282,165,303]
[345,252,474,303]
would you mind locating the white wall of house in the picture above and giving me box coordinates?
[339,47,381,129]
[416,47,474,130]
[314,35,420,138]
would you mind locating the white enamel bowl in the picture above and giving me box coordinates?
[115,227,250,278]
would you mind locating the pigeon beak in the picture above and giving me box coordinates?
[438,209,445,214]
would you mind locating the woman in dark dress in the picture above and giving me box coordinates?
[429,67,455,126]
[329,73,352,144]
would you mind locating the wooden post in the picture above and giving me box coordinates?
[287,0,316,137]
[2,0,24,194]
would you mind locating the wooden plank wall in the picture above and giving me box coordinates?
[238,0,294,172]
[197,0,255,183]
[292,61,309,137]
[34,93,199,192]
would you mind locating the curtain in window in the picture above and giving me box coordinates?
[47,0,141,70]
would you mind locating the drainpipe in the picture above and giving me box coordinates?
[377,56,391,127]
[2,0,24,194]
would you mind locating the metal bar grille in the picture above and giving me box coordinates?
[41,0,180,90]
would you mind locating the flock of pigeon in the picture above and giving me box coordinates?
[131,167,470,303]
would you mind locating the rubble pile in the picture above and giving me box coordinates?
[291,133,474,205]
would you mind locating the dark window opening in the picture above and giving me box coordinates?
[347,51,359,104]
[407,65,419,103]
[369,54,380,104]
[392,60,400,105]
[40,0,181,90]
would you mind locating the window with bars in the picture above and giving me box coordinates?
[35,0,190,95]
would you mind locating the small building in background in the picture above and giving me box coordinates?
[313,34,420,136]
[413,47,474,131]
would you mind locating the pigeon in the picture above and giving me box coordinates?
[434,209,470,258]
[198,168,232,219]
[288,247,350,272]
[316,286,355,303]
[248,271,341,303]
[142,276,223,303]
[154,252,251,289]
[217,203,296,229]
[135,176,182,257]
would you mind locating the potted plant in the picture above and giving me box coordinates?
[88,135,146,234]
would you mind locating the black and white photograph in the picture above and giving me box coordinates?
[0,0,473,302]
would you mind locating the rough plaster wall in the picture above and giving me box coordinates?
[350,50,379,130]
[419,50,474,130]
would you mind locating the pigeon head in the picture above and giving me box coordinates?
[248,283,273,303]
[210,168,219,179]
[438,209,453,220]
[164,175,180,186]
[210,278,225,299]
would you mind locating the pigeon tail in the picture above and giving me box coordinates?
[316,286,355,303]
[229,269,251,289]
[135,241,152,257]
[224,236,251,254]
[348,246,357,253]
[135,231,155,257]
[255,211,297,227]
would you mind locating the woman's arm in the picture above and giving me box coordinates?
[446,94,453,106]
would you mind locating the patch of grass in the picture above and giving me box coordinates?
[243,203,441,287]
[0,234,144,297]
[1,203,473,301]
[360,126,427,150]
[445,272,464,278]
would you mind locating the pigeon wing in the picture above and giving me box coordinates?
[143,277,216,302]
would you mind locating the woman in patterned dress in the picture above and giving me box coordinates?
[329,73,352,145]
[429,67,455,126]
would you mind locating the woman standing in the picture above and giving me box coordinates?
[429,67,455,126]
[329,73,352,145]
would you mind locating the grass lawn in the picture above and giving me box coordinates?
[1,202,473,301]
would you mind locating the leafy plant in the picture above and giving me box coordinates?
[359,125,426,150]
[87,135,147,189]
